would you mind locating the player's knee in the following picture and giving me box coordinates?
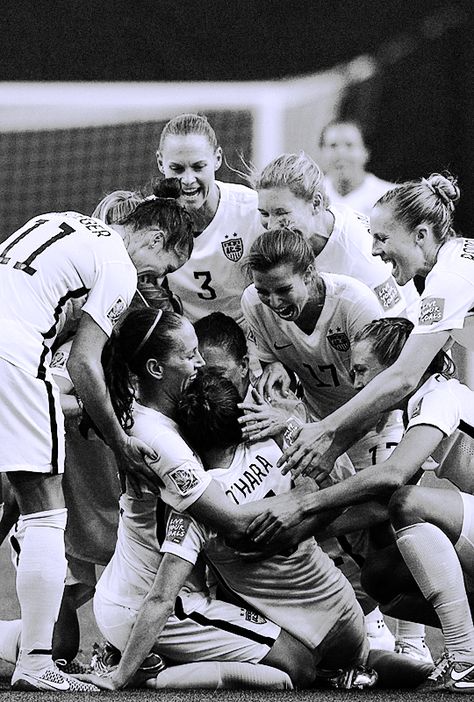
[361,555,393,604]
[388,485,421,529]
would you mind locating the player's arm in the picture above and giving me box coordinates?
[279,330,450,478]
[51,373,82,418]
[247,423,444,545]
[67,312,160,492]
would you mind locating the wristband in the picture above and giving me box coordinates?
[283,415,304,446]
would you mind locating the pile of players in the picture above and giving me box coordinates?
[0,112,473,694]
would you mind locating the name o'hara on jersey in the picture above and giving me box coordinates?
[224,454,274,505]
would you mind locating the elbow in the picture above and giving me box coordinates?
[145,593,176,618]
[377,466,407,496]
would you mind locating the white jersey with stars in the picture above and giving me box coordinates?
[315,204,419,320]
[166,181,263,324]
[161,438,357,650]
[411,238,474,351]
[96,403,211,609]
[241,272,382,419]
[407,373,474,494]
[0,211,136,375]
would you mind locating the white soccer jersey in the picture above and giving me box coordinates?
[166,181,263,324]
[324,173,396,217]
[407,374,474,494]
[241,272,382,419]
[315,204,418,318]
[96,403,211,609]
[161,439,356,649]
[0,211,136,375]
[411,238,474,351]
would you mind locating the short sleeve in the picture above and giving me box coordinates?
[82,261,137,337]
[241,285,277,363]
[160,510,208,565]
[407,383,460,437]
[412,267,474,336]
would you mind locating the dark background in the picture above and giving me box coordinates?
[1,0,473,232]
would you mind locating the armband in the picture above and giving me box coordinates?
[283,415,304,446]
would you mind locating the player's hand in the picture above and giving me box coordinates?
[277,421,336,482]
[255,362,291,402]
[238,388,290,441]
[115,435,161,497]
[245,484,307,545]
[74,672,119,690]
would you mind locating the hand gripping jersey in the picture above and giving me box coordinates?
[407,373,474,494]
[411,238,474,351]
[241,272,382,420]
[95,403,212,609]
[166,181,263,324]
[315,204,419,319]
[161,438,357,650]
[0,212,137,375]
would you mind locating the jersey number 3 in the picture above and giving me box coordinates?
[194,271,217,300]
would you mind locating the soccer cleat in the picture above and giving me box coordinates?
[417,650,474,692]
[366,617,396,651]
[11,663,99,691]
[329,665,379,689]
[90,640,166,686]
[395,638,434,665]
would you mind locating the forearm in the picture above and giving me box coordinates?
[111,597,174,688]
[314,501,389,540]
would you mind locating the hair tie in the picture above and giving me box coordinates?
[132,309,163,358]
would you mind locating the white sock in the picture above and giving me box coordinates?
[145,662,293,690]
[395,619,426,640]
[0,619,22,664]
[396,522,474,660]
[15,509,67,673]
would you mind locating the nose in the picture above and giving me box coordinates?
[268,293,282,309]
[372,238,382,257]
[268,214,287,229]
[195,351,205,368]
[181,168,196,186]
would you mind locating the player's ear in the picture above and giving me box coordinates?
[303,263,314,284]
[214,146,223,172]
[146,358,163,379]
[156,151,165,174]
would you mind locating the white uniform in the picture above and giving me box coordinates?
[166,181,263,324]
[411,238,474,351]
[406,373,474,577]
[316,204,419,319]
[324,174,396,217]
[161,438,366,656]
[94,404,281,663]
[0,212,136,473]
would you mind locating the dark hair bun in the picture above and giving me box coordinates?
[153,177,182,199]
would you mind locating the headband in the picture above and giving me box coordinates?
[132,309,163,358]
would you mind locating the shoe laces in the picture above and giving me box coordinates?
[428,651,454,681]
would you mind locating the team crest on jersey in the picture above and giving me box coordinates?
[50,350,67,370]
[168,464,201,495]
[374,277,401,311]
[418,297,445,326]
[106,296,127,326]
[327,328,350,352]
[221,233,244,262]
[242,608,267,625]
[166,512,191,544]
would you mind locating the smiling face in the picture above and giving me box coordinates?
[252,262,312,322]
[134,228,189,279]
[370,204,424,286]
[257,186,315,235]
[350,339,386,391]
[199,343,248,398]
[162,319,205,397]
[157,134,221,215]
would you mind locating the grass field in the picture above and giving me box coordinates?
[0,536,446,700]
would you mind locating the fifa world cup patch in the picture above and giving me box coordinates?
[168,464,201,495]
[106,296,127,326]
[221,234,244,262]
[50,349,68,370]
[374,278,402,310]
[242,608,267,625]
[166,512,191,544]
[327,328,350,352]
[418,297,445,326]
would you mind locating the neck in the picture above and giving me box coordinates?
[202,444,237,471]
[332,171,366,196]
[190,184,220,233]
[138,388,177,421]
[296,276,326,333]
[309,208,335,255]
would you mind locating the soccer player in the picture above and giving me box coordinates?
[251,151,419,320]
[319,120,397,216]
[278,173,472,479]
[157,113,263,325]
[90,308,313,690]
[0,179,193,691]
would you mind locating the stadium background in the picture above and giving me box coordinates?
[0,0,472,692]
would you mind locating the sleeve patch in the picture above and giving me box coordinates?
[106,296,127,326]
[168,464,202,496]
[418,297,445,326]
[374,277,402,311]
[50,349,68,370]
[166,511,191,544]
[247,328,257,345]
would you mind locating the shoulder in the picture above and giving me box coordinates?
[241,283,262,308]
[322,271,378,303]
[217,180,258,207]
